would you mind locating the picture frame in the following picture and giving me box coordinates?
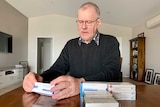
[144,69,154,84]
[137,32,144,37]
[153,73,160,85]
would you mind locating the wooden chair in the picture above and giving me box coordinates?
[119,57,123,82]
[120,57,123,71]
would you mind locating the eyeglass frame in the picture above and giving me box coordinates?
[76,18,100,26]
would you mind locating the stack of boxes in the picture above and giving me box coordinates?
[80,82,136,107]
[107,82,136,100]
[80,82,108,98]
[80,82,119,107]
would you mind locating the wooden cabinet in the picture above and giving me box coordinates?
[129,37,145,81]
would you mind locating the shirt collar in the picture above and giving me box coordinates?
[78,32,100,46]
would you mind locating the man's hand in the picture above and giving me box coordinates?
[23,72,43,92]
[50,75,85,100]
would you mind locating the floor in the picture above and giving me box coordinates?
[0,77,147,96]
[123,77,147,85]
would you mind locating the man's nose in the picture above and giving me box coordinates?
[81,22,87,28]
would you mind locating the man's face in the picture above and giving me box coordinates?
[77,7,101,44]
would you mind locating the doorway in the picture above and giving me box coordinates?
[37,38,52,75]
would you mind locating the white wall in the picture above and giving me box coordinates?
[0,0,28,68]
[28,14,78,73]
[133,21,160,74]
[28,14,132,77]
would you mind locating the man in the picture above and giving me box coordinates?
[23,2,121,100]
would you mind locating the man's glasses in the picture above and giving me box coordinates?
[76,18,99,26]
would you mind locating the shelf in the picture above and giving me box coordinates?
[129,37,145,81]
[132,56,138,58]
[132,47,138,50]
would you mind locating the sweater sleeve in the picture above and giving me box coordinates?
[83,36,121,82]
[40,42,70,83]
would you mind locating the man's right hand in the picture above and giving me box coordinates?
[23,72,43,92]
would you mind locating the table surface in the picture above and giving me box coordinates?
[0,85,160,107]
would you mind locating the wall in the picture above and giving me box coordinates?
[0,0,28,68]
[28,14,132,77]
[133,21,160,75]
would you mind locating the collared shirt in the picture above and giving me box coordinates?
[78,32,100,46]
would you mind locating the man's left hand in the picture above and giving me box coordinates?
[50,75,85,100]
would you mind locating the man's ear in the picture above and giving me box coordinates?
[97,18,102,28]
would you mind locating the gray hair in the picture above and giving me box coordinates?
[79,2,100,17]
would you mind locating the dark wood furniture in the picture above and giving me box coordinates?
[129,37,145,81]
[0,85,160,107]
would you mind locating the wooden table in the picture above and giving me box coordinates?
[0,85,160,107]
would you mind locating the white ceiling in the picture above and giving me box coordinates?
[5,0,160,27]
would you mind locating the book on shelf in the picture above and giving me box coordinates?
[132,41,138,48]
[133,58,137,64]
